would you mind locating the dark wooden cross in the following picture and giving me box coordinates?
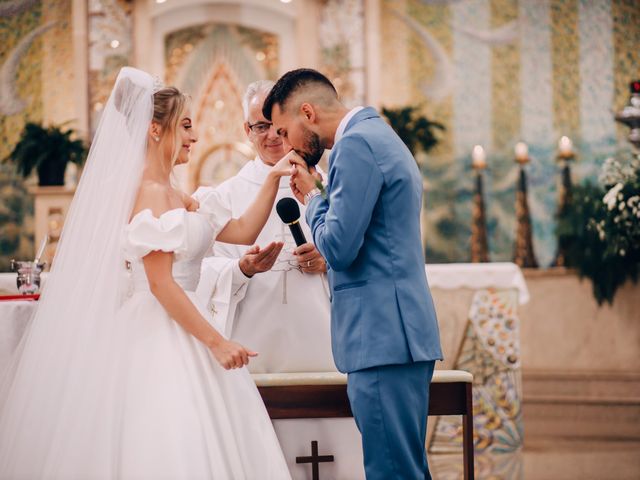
[296,440,334,480]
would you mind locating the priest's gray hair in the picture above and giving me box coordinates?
[242,80,275,121]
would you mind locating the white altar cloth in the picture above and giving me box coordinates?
[252,370,474,387]
[0,300,35,367]
[426,262,530,304]
[273,418,364,479]
[0,263,528,371]
[0,263,528,298]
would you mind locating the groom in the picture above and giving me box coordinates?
[264,69,443,479]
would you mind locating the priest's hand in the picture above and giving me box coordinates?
[239,242,284,278]
[210,339,258,370]
[295,242,327,274]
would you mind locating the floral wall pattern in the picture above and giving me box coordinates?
[164,23,279,191]
[88,0,133,134]
[318,0,366,107]
[0,0,75,270]
[1,0,44,161]
[1,0,639,270]
[381,0,640,265]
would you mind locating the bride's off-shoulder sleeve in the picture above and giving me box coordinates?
[125,209,189,259]
[192,187,232,238]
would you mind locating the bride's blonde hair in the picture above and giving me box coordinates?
[153,86,189,168]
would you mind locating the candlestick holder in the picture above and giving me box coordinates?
[471,161,489,263]
[512,153,538,268]
[552,148,576,267]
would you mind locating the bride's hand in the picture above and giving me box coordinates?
[210,339,258,370]
[270,150,304,178]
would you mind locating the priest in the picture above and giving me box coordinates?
[195,80,335,374]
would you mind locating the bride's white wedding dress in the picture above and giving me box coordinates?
[112,189,291,479]
[0,68,289,479]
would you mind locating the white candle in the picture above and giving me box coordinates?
[472,145,486,169]
[514,142,529,161]
[34,234,49,264]
[558,136,573,156]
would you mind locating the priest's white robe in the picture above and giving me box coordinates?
[194,158,335,373]
[194,158,366,479]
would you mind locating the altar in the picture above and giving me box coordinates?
[0,263,529,479]
[427,263,527,452]
[427,263,527,480]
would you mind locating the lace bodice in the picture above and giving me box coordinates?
[124,190,231,292]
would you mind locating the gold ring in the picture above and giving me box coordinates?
[307,260,311,267]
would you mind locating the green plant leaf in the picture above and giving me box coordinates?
[381,105,445,159]
[2,122,87,185]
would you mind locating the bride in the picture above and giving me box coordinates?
[0,67,294,478]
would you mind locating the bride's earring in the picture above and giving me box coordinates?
[154,136,160,142]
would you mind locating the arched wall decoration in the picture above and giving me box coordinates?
[176,25,270,100]
[165,24,278,190]
[146,1,297,83]
[190,61,251,188]
[192,142,255,188]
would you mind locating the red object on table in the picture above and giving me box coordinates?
[0,294,40,301]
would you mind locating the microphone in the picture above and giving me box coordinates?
[276,198,307,247]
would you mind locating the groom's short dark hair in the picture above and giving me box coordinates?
[262,68,337,121]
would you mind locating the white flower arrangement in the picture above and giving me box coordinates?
[599,155,639,187]
[603,183,623,210]
[556,150,639,304]
[595,152,640,259]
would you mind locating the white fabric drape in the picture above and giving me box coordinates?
[0,67,154,478]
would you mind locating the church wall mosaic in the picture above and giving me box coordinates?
[1,0,73,271]
[1,0,639,270]
[381,0,640,265]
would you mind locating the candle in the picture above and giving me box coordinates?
[514,142,529,161]
[472,145,486,169]
[558,136,573,156]
[34,234,49,264]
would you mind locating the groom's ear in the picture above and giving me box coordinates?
[300,103,316,124]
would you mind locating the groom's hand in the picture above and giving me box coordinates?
[295,242,327,274]
[287,150,323,203]
[239,242,284,277]
[289,177,305,204]
[291,165,322,202]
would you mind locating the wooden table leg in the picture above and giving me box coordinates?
[462,382,475,480]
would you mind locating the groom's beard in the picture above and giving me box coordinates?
[297,127,324,167]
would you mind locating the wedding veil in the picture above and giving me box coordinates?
[0,67,154,477]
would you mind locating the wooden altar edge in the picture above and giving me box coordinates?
[253,370,475,480]
[253,370,473,418]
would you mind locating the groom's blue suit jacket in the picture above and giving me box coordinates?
[306,107,443,373]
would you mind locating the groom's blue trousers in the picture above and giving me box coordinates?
[347,360,436,480]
